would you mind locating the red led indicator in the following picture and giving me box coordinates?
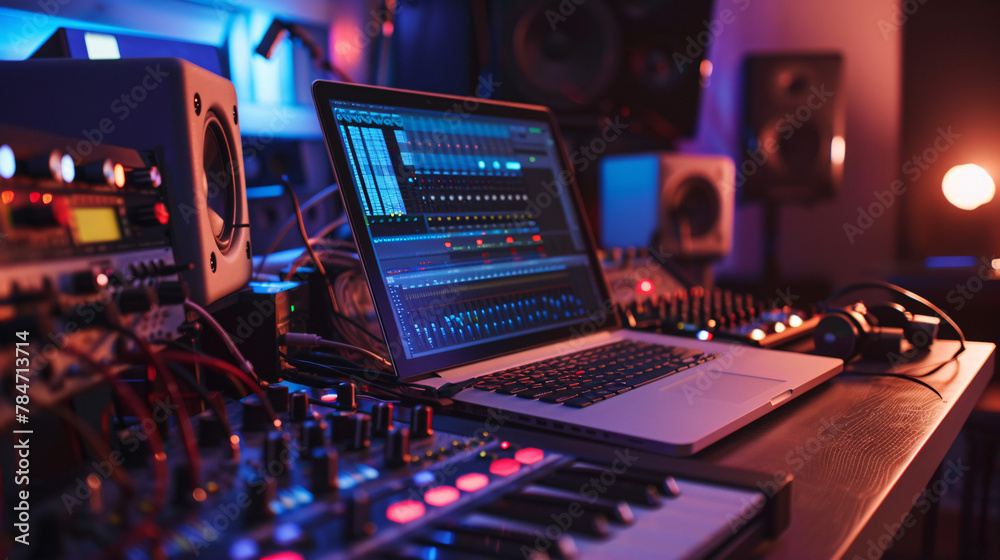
[489,458,521,477]
[444,242,452,248]
[455,473,489,492]
[424,485,460,507]
[506,236,514,243]
[29,192,40,203]
[476,239,483,246]
[638,279,654,294]
[154,202,170,225]
[260,553,305,560]
[1,191,12,204]
[386,500,425,524]
[499,441,510,450]
[320,393,338,402]
[514,447,544,465]
[532,234,542,242]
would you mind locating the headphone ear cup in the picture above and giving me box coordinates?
[814,309,870,360]
[868,302,910,331]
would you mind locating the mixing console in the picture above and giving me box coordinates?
[16,383,788,559]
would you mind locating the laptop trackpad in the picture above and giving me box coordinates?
[661,371,784,404]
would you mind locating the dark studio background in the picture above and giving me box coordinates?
[1,0,999,557]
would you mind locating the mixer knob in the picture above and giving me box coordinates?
[242,397,272,432]
[301,419,326,453]
[247,477,278,521]
[372,402,394,436]
[129,166,162,188]
[198,412,230,447]
[310,447,339,494]
[116,286,158,314]
[346,490,375,540]
[263,431,292,477]
[289,390,309,422]
[76,158,117,186]
[384,427,411,468]
[335,381,357,410]
[266,385,290,413]
[328,413,353,444]
[410,405,434,439]
[347,414,372,451]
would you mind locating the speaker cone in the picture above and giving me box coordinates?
[202,115,236,252]
[668,176,720,238]
[507,0,621,110]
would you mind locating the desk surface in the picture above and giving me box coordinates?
[439,340,995,559]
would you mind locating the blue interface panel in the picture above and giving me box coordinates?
[330,101,603,360]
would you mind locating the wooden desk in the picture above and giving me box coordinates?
[438,340,995,559]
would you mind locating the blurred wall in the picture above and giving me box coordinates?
[680,0,902,288]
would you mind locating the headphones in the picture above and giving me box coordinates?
[813,282,952,362]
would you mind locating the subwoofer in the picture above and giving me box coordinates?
[0,58,251,305]
[740,52,845,204]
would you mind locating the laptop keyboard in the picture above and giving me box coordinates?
[470,340,719,408]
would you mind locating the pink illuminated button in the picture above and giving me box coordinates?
[260,553,305,560]
[489,458,521,477]
[386,500,426,524]
[514,447,544,465]
[424,485,460,507]
[455,473,489,492]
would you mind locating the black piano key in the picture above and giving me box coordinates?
[414,528,540,559]
[537,471,660,506]
[511,489,635,524]
[444,521,579,560]
[480,498,610,538]
[561,463,681,498]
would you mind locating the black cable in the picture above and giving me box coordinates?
[278,177,387,349]
[254,183,339,278]
[839,371,945,400]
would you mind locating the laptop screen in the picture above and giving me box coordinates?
[313,83,614,378]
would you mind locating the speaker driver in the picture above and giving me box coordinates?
[507,0,621,110]
[202,115,236,253]
[669,176,721,238]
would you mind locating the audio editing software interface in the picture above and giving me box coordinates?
[329,100,605,360]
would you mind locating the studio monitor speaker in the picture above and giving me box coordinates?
[658,154,735,260]
[0,58,251,305]
[740,52,845,204]
[599,152,734,260]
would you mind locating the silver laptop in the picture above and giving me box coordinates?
[312,81,842,456]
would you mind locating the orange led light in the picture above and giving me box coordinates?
[1,191,13,204]
[41,193,53,204]
[114,163,126,188]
